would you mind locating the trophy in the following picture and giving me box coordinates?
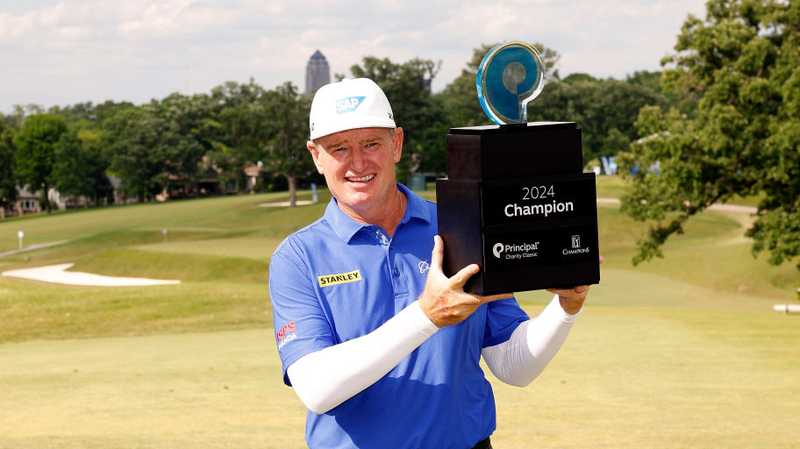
[436,41,600,295]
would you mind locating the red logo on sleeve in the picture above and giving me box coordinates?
[276,321,297,349]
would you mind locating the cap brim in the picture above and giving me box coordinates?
[310,117,396,140]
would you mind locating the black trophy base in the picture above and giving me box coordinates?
[436,174,600,295]
[436,122,600,296]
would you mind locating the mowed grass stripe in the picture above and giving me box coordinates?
[0,190,328,252]
[136,237,284,261]
[0,277,269,343]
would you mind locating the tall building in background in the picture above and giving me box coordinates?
[305,50,330,95]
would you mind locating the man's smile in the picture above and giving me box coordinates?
[345,174,376,183]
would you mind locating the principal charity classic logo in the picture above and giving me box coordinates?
[336,96,366,113]
[318,269,362,287]
[418,260,430,274]
[492,243,505,258]
[563,234,590,255]
[492,241,540,260]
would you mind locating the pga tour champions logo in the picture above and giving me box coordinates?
[492,241,540,260]
[563,234,591,255]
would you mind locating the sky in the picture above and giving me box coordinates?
[0,0,707,113]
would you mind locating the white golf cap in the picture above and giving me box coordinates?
[309,78,396,140]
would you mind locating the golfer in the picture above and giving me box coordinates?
[269,78,590,449]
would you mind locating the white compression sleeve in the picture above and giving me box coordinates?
[286,301,439,414]
[481,295,578,387]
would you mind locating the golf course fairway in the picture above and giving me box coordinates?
[1,183,798,448]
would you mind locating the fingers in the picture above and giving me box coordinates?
[430,235,444,270]
[450,263,480,288]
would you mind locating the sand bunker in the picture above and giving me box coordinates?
[1,263,180,287]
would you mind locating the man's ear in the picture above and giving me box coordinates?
[392,127,404,163]
[307,140,324,174]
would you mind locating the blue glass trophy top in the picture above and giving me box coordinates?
[476,41,545,125]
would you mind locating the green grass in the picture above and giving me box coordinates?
[1,290,797,449]
[0,188,796,344]
[0,191,328,252]
[0,187,798,448]
[597,204,797,298]
[0,190,331,343]
[136,236,284,261]
[594,174,630,198]
[594,175,764,207]
[725,191,765,207]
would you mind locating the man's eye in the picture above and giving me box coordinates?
[365,142,379,149]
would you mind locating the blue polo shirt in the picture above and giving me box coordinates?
[269,184,529,449]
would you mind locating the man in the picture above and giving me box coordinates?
[269,78,590,449]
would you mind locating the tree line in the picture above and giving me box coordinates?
[0,43,672,215]
[0,80,314,212]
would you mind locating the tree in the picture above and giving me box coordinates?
[618,0,800,269]
[154,93,218,194]
[437,43,666,173]
[9,104,44,129]
[210,80,270,192]
[562,72,597,84]
[14,114,68,212]
[0,119,17,218]
[260,82,315,207]
[346,56,449,178]
[52,128,112,205]
[526,78,665,169]
[101,106,171,202]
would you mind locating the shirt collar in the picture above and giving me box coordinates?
[397,182,434,226]
[324,183,433,243]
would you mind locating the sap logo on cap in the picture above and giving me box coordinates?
[492,243,504,258]
[336,96,366,113]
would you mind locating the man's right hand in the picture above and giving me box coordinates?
[418,235,511,328]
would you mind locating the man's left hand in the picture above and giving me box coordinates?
[547,285,590,315]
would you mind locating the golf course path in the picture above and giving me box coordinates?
[0,240,69,258]
[1,263,180,287]
[597,197,757,246]
[596,197,757,214]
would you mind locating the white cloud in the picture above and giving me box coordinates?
[0,0,707,112]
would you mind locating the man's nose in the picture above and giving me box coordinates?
[350,148,364,171]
